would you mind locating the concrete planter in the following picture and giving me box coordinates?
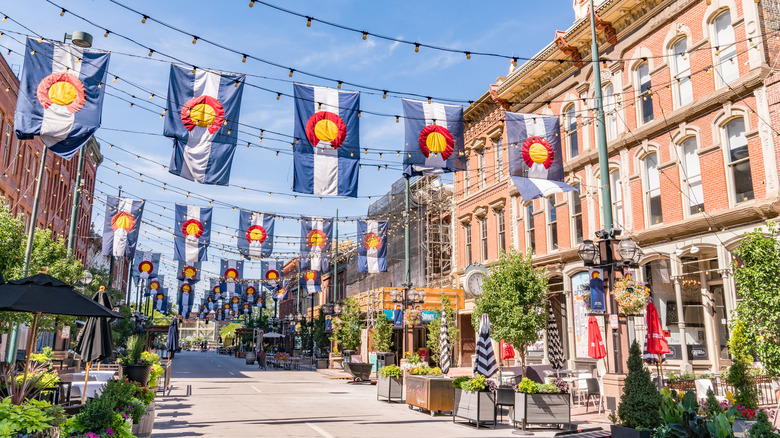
[513,392,570,428]
[131,401,155,438]
[377,375,403,402]
[245,351,256,365]
[453,388,496,428]
[316,358,329,369]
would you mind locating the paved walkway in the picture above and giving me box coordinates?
[151,350,609,437]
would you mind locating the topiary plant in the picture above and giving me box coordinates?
[617,341,662,430]
[725,320,758,410]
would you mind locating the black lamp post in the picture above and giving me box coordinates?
[390,287,427,356]
[577,232,642,374]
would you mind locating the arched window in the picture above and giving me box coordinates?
[644,153,663,225]
[671,39,693,107]
[636,62,654,124]
[724,118,754,203]
[603,83,617,141]
[565,104,579,158]
[680,137,703,214]
[713,10,739,85]
[610,169,624,229]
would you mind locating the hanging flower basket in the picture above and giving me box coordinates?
[613,278,650,315]
[404,308,422,326]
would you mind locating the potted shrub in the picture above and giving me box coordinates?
[513,377,570,430]
[376,364,403,403]
[611,341,662,438]
[372,313,395,368]
[0,398,66,438]
[452,374,497,428]
[63,395,134,438]
[119,334,153,386]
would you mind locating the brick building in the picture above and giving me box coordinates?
[0,53,101,264]
[456,0,780,373]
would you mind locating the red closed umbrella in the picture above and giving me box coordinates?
[501,340,515,360]
[587,316,606,360]
[645,302,670,378]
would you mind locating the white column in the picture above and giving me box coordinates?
[699,267,719,373]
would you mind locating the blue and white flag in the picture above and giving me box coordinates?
[300,269,322,295]
[229,294,242,315]
[293,84,360,197]
[147,275,163,298]
[357,220,387,273]
[301,217,333,271]
[174,204,212,262]
[204,295,216,312]
[210,279,222,301]
[153,290,168,314]
[506,112,577,202]
[588,268,607,312]
[164,64,245,185]
[402,99,465,177]
[220,281,242,301]
[220,259,244,282]
[14,38,110,159]
[101,196,144,258]
[238,210,274,259]
[261,260,281,290]
[178,281,194,317]
[244,282,259,305]
[133,251,160,279]
[325,315,332,331]
[177,261,201,283]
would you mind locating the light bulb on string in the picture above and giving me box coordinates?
[289,69,294,78]
[104,30,110,37]
[242,54,247,63]
[60,8,66,16]
[192,36,198,44]
[306,17,311,27]
[414,43,420,53]
[362,32,367,40]
[141,15,148,24]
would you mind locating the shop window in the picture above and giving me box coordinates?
[713,10,739,86]
[565,104,578,158]
[671,39,693,107]
[643,153,663,225]
[547,195,558,251]
[636,61,654,124]
[526,203,536,254]
[724,118,754,203]
[571,184,583,245]
[680,137,704,215]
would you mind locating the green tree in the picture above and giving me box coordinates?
[219,323,243,347]
[331,297,361,351]
[111,305,136,349]
[426,294,459,365]
[371,312,393,353]
[732,221,780,379]
[617,341,662,430]
[311,309,329,356]
[725,319,759,410]
[472,249,548,375]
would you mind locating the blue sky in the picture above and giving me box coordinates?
[0,0,576,299]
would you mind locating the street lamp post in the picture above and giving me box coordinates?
[390,287,426,356]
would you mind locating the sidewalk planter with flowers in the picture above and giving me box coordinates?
[119,335,153,386]
[513,377,570,430]
[452,375,497,429]
[376,365,403,403]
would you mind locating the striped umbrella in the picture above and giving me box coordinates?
[473,313,498,377]
[547,307,565,370]
[439,311,451,374]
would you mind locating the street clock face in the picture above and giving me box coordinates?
[464,270,486,297]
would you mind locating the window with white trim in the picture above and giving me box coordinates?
[603,83,617,141]
[610,169,624,229]
[526,203,536,254]
[713,10,739,86]
[671,39,693,107]
[680,137,704,215]
[464,222,472,265]
[636,62,654,124]
[724,118,754,203]
[547,195,558,251]
[496,208,506,253]
[571,184,583,245]
[478,150,486,189]
[479,216,488,262]
[494,137,504,181]
[644,153,663,225]
[464,164,470,196]
[565,104,578,158]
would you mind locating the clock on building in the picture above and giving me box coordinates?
[463,265,488,297]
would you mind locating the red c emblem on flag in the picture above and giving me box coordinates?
[363,232,382,251]
[224,268,239,280]
[265,270,279,280]
[36,72,87,114]
[149,280,160,291]
[304,270,317,281]
[182,265,197,279]
[305,111,347,148]
[181,283,192,293]
[139,261,154,275]
[246,225,267,244]
[307,229,328,249]
[521,136,554,169]
[418,124,454,160]
[156,293,164,301]
[246,286,256,296]
[111,212,137,232]
[213,285,221,295]
[181,219,204,239]
[181,95,225,134]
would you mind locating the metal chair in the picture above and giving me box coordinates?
[584,378,600,413]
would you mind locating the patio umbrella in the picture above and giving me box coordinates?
[439,312,451,375]
[0,271,119,388]
[74,286,116,403]
[547,308,565,372]
[166,318,179,363]
[587,315,607,368]
[644,302,670,381]
[500,340,515,370]
[473,313,498,378]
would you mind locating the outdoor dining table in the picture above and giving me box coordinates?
[71,371,116,382]
[69,380,106,400]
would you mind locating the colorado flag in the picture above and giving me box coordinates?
[220,281,242,301]
[402,99,465,176]
[262,261,281,290]
[293,84,360,197]
[244,282,259,305]
[147,275,163,298]
[174,204,212,262]
[238,210,274,259]
[220,259,244,282]
[273,280,289,301]
[300,269,322,295]
[506,112,576,202]
[177,261,201,283]
[178,281,194,317]
[164,64,245,185]
[210,279,222,301]
[154,291,168,313]
[14,38,110,159]
[133,251,160,280]
[301,217,332,271]
[357,220,387,273]
[101,196,144,258]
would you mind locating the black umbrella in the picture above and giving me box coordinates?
[74,286,116,403]
[0,272,119,389]
[166,318,179,363]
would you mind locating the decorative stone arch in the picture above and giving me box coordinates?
[663,23,694,56]
[701,0,739,41]
[626,46,655,75]
[712,104,752,131]
[632,140,662,171]
[669,124,702,162]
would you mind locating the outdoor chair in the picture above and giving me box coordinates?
[695,379,725,403]
[575,372,592,405]
[36,381,72,405]
[584,378,600,413]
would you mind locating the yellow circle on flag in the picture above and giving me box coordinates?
[426,131,447,154]
[185,223,201,236]
[314,119,338,143]
[529,142,549,164]
[49,81,78,106]
[190,103,216,128]
[309,233,323,247]
[249,228,265,241]
[114,215,132,230]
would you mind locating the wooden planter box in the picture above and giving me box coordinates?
[405,375,454,416]
[513,392,570,428]
[377,375,403,403]
[453,388,496,428]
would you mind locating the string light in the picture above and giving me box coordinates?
[60,8,66,16]
[414,43,420,53]
[242,54,247,63]
[382,90,387,99]
[362,32,367,40]
[276,93,281,100]
[249,0,254,6]
[141,15,148,24]
[337,81,342,89]
[192,36,198,44]
[289,69,295,78]
[104,30,110,37]
[306,17,311,27]
[148,49,154,56]
[465,52,471,60]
